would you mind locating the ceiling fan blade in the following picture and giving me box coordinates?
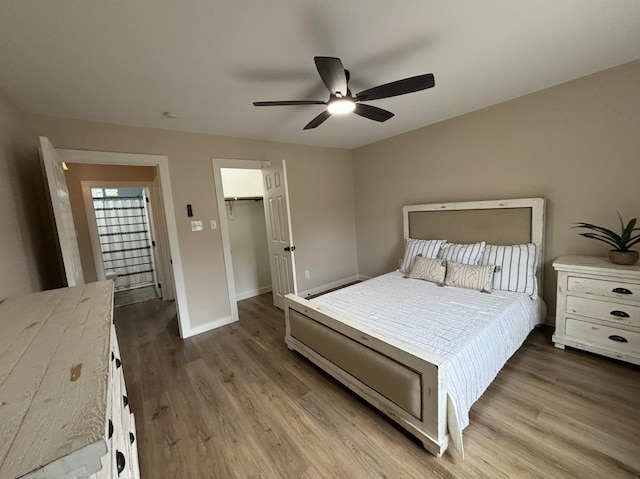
[303,110,331,130]
[253,100,326,106]
[354,103,394,122]
[314,57,348,96]
[356,73,435,102]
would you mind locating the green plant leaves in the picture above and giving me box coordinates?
[573,215,639,252]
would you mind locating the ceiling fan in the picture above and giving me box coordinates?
[253,56,435,130]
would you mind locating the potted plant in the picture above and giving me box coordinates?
[573,213,640,265]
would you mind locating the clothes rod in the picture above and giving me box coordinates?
[224,196,264,202]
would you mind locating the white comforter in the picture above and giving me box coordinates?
[311,271,544,430]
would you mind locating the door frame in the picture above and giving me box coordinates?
[59,149,190,337]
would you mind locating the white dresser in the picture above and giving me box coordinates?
[553,255,640,365]
[0,282,140,479]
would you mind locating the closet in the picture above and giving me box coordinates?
[221,169,271,300]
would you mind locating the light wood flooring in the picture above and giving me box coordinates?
[114,294,640,478]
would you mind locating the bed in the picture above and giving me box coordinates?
[284,198,546,458]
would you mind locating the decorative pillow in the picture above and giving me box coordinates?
[439,241,486,265]
[400,238,447,273]
[408,257,447,284]
[480,243,538,295]
[444,261,495,293]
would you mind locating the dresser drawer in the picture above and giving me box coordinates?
[567,276,640,302]
[565,319,640,357]
[566,295,640,328]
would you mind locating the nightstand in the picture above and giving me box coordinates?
[553,255,640,365]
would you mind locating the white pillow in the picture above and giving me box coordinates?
[444,261,495,293]
[400,238,447,274]
[408,257,447,284]
[439,241,486,265]
[480,243,538,295]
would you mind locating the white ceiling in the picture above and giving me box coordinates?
[1,1,639,149]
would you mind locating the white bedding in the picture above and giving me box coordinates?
[310,271,544,430]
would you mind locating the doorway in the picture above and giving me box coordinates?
[221,169,271,301]
[88,185,160,306]
[52,144,191,337]
[212,158,297,322]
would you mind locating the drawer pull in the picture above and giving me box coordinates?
[108,419,113,439]
[130,432,135,444]
[123,395,129,408]
[612,287,632,295]
[115,358,121,369]
[116,450,126,475]
[608,335,628,343]
[610,310,630,318]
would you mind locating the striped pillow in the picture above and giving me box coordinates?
[480,243,538,295]
[439,241,486,265]
[444,261,495,292]
[400,238,446,274]
[408,257,447,284]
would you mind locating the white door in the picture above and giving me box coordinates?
[39,137,84,286]
[262,160,297,309]
[143,187,162,298]
[148,179,175,300]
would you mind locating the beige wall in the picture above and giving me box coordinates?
[226,200,271,298]
[353,59,640,319]
[24,114,358,330]
[286,150,358,291]
[0,91,59,300]
[64,163,157,283]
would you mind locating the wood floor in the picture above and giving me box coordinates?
[114,294,640,478]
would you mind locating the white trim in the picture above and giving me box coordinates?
[298,275,361,298]
[182,315,237,339]
[236,285,272,301]
[58,149,190,338]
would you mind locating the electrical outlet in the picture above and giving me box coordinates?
[304,270,310,279]
[191,220,203,232]
[210,220,217,230]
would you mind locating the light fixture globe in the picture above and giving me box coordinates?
[327,98,356,115]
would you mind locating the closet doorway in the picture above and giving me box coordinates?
[212,158,297,323]
[221,169,272,301]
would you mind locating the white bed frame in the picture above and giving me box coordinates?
[284,198,545,457]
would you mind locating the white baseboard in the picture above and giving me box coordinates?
[182,315,237,339]
[236,285,272,301]
[299,275,361,298]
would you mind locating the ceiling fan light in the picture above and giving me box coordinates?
[327,99,355,115]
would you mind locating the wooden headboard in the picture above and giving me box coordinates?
[402,198,546,292]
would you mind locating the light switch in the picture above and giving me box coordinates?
[191,220,203,232]
[210,220,217,230]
